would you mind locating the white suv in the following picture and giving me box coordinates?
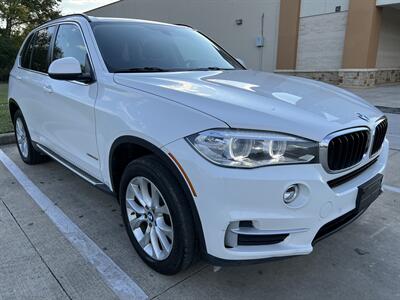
[8,15,389,274]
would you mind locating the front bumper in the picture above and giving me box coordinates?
[163,139,389,261]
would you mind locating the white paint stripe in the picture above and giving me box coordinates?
[370,226,387,239]
[0,150,148,300]
[383,184,400,194]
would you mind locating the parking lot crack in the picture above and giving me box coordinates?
[1,200,73,300]
[150,264,209,299]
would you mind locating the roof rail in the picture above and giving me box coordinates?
[41,13,91,26]
[174,23,193,29]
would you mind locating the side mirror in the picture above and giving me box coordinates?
[49,57,86,81]
[236,58,246,68]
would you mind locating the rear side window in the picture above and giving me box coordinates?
[20,34,35,69]
[52,24,91,75]
[31,26,55,73]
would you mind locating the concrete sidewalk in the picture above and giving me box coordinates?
[0,200,68,299]
[0,159,119,299]
[348,85,399,108]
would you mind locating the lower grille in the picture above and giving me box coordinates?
[327,158,378,188]
[313,209,361,244]
[327,129,369,171]
[237,234,288,246]
[225,221,289,248]
[371,118,388,156]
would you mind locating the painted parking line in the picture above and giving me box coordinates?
[0,150,148,300]
[383,184,400,194]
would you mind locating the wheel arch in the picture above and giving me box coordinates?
[109,135,207,255]
[8,98,20,123]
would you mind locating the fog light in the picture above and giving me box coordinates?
[283,184,299,204]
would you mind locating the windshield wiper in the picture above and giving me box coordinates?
[189,67,235,71]
[114,66,236,73]
[114,67,172,73]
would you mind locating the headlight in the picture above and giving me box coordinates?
[186,129,319,168]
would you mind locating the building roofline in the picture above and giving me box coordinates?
[85,0,123,14]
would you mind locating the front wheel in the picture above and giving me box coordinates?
[119,155,196,275]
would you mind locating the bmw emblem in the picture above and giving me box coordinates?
[357,113,370,122]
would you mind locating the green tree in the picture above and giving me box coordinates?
[0,34,19,81]
[0,0,60,81]
[0,0,61,37]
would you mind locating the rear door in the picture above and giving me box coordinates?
[11,26,56,143]
[42,23,100,178]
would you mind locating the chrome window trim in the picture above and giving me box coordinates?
[17,20,96,86]
[320,126,371,174]
[18,25,57,75]
[18,31,35,68]
[52,21,97,85]
[18,66,49,77]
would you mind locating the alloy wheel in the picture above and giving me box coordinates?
[125,176,174,261]
[16,118,28,158]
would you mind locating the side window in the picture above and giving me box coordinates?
[20,33,35,69]
[31,26,55,73]
[53,24,91,75]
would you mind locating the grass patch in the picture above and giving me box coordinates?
[0,83,13,134]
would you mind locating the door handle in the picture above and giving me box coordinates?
[16,75,22,80]
[43,85,53,94]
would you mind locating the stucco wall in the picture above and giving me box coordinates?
[296,11,348,71]
[300,0,349,17]
[87,0,280,72]
[376,7,400,68]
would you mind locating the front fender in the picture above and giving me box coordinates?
[95,79,227,188]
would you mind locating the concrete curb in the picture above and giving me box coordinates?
[0,133,15,146]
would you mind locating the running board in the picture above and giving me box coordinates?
[35,143,114,195]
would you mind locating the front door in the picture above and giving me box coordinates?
[42,23,100,178]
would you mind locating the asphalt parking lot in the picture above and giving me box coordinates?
[0,85,399,300]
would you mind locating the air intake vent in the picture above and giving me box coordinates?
[237,234,288,246]
[327,130,369,171]
[225,222,289,248]
[371,118,388,156]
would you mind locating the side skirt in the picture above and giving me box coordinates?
[35,143,115,196]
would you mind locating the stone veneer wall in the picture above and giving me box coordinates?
[375,69,400,85]
[275,69,400,87]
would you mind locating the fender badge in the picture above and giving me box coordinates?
[357,113,370,122]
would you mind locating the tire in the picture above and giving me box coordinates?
[119,155,196,275]
[13,110,47,165]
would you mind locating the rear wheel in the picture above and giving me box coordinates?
[13,110,47,164]
[120,155,196,275]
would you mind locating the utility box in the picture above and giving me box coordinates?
[256,36,264,47]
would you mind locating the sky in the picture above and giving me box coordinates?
[60,0,118,15]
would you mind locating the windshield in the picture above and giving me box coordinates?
[91,21,244,73]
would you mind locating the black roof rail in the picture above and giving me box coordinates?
[174,23,193,29]
[40,13,91,26]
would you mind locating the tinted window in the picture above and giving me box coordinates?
[20,33,35,69]
[52,24,91,75]
[31,26,55,73]
[91,22,243,72]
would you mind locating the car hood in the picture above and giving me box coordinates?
[114,70,383,141]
